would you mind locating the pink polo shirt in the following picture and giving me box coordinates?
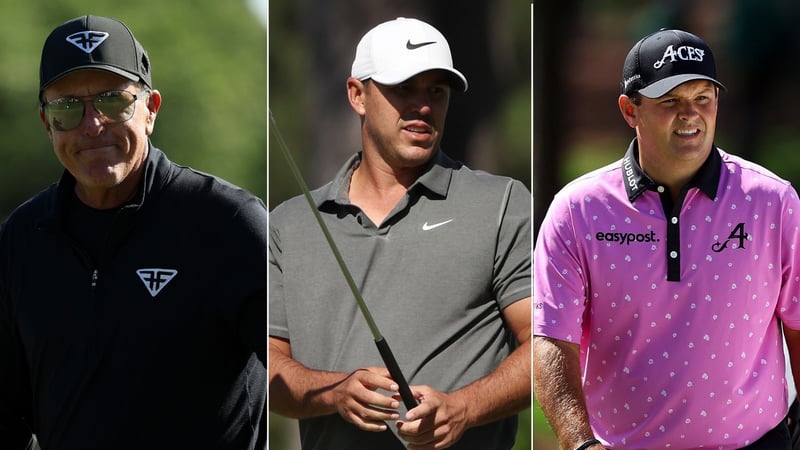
[534,142,800,449]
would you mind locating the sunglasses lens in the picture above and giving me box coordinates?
[95,91,137,122]
[44,90,142,131]
[45,99,84,131]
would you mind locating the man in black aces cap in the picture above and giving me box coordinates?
[535,28,800,450]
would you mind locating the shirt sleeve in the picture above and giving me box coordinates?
[268,208,289,340]
[222,196,267,366]
[493,179,532,309]
[533,190,589,344]
[776,185,800,330]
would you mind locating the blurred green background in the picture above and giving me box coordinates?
[534,0,800,448]
[0,0,266,449]
[0,0,267,222]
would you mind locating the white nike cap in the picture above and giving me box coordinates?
[351,17,468,92]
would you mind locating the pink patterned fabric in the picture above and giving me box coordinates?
[535,149,800,448]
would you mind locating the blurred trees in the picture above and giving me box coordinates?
[0,0,266,221]
[533,0,800,235]
[268,1,531,209]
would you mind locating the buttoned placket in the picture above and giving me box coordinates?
[657,185,689,282]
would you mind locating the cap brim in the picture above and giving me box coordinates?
[638,74,726,98]
[370,66,468,93]
[41,65,141,90]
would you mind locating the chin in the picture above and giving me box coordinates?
[401,147,435,165]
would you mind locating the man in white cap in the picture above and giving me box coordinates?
[269,17,531,450]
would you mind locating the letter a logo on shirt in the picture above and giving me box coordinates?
[136,268,178,298]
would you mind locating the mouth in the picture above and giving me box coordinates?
[74,145,120,161]
[402,120,433,135]
[674,128,700,137]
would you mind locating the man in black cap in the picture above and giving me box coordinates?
[0,15,266,449]
[534,29,800,449]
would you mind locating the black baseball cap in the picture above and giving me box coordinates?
[39,15,152,92]
[620,29,725,98]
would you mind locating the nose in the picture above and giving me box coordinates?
[410,91,434,116]
[414,102,432,116]
[677,100,698,121]
[81,100,106,136]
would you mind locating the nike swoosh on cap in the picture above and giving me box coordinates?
[422,219,453,231]
[406,39,436,50]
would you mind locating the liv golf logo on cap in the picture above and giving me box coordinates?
[65,31,109,53]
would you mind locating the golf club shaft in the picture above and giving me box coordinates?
[269,110,418,410]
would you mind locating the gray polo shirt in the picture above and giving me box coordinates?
[269,150,531,450]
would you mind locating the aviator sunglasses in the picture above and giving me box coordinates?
[41,89,149,131]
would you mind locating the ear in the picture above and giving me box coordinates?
[346,77,367,117]
[144,89,162,136]
[618,95,638,129]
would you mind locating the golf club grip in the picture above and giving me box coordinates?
[375,337,418,410]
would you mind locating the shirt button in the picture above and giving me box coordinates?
[657,186,666,193]
[670,251,678,259]
[671,217,678,224]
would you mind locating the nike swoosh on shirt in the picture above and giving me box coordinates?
[406,39,436,50]
[422,219,454,231]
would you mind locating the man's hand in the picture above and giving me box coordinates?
[331,366,401,432]
[269,336,402,430]
[395,385,469,449]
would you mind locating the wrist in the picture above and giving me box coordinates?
[574,438,602,450]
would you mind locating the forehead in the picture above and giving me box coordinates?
[392,69,455,87]
[660,79,716,97]
[43,69,135,98]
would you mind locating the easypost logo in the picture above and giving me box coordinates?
[653,44,705,69]
[596,230,659,245]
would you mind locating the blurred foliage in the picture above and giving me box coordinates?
[0,0,266,222]
[534,398,557,450]
[268,1,531,210]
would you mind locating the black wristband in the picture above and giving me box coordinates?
[575,438,601,450]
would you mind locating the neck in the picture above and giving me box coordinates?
[348,153,424,226]
[638,148,710,202]
[74,172,142,210]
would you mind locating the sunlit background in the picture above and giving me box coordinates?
[0,0,267,222]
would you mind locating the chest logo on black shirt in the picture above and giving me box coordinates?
[136,268,178,297]
[712,222,750,253]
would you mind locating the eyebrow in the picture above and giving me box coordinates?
[661,87,716,99]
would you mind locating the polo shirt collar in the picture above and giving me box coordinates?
[321,150,456,207]
[621,138,721,202]
[410,150,457,197]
